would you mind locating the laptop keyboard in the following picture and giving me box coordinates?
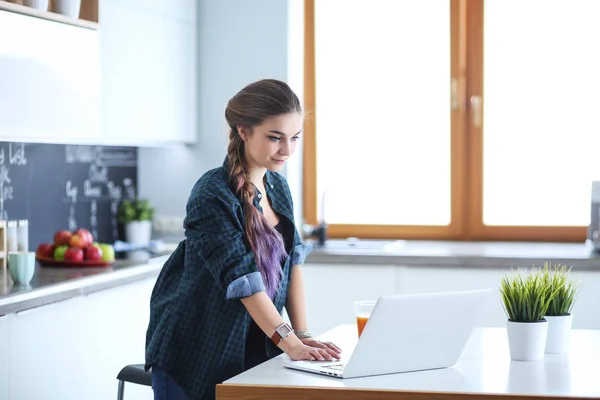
[321,363,346,371]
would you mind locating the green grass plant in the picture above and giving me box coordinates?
[500,267,558,323]
[540,262,581,316]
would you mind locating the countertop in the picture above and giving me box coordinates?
[3,239,599,316]
[305,239,600,269]
[0,251,171,315]
[219,324,600,399]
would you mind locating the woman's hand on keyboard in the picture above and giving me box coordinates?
[284,341,338,361]
[299,338,342,361]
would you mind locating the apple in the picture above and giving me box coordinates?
[54,245,68,260]
[69,233,93,249]
[98,243,115,262]
[64,247,84,263]
[54,230,72,246]
[84,244,103,261]
[74,228,93,246]
[36,243,55,259]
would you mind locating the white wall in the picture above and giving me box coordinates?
[138,0,305,226]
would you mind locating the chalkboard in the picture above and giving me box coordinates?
[0,142,138,250]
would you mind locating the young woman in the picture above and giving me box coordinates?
[145,79,341,400]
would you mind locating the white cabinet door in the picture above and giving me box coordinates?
[0,315,9,400]
[0,10,101,143]
[9,297,86,400]
[7,277,156,400]
[79,278,156,400]
[100,0,197,145]
[301,264,397,336]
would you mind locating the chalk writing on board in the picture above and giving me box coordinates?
[83,180,102,198]
[123,178,136,200]
[98,148,137,167]
[0,143,28,221]
[0,142,137,247]
[0,164,12,221]
[90,199,98,239]
[107,181,123,240]
[89,164,108,183]
[9,143,27,166]
[63,145,137,234]
[65,145,136,167]
[66,180,78,231]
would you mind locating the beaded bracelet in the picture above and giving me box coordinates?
[295,330,313,339]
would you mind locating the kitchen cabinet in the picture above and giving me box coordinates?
[4,276,156,400]
[100,0,197,145]
[79,277,156,400]
[9,297,86,400]
[302,262,600,336]
[301,264,397,336]
[397,265,600,330]
[0,315,9,400]
[301,263,507,336]
[0,9,101,143]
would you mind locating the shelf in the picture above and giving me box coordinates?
[0,0,98,30]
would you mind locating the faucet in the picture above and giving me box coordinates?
[302,188,328,246]
[302,221,327,247]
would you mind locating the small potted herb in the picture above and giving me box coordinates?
[500,267,557,361]
[117,199,155,245]
[541,262,582,354]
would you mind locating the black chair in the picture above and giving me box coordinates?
[116,364,152,400]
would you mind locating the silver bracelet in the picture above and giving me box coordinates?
[295,330,313,339]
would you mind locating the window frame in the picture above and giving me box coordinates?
[303,0,587,243]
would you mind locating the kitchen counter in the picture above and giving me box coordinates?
[305,239,600,269]
[3,239,599,315]
[218,324,600,399]
[0,252,171,315]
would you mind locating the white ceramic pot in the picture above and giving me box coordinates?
[23,0,49,10]
[506,319,548,361]
[53,0,81,18]
[544,314,573,354]
[125,220,152,245]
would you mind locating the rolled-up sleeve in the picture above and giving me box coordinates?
[184,193,265,300]
[291,228,313,266]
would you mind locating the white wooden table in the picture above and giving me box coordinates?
[217,324,600,400]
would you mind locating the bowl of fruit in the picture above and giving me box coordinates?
[35,228,116,268]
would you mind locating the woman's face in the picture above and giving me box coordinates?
[240,112,303,172]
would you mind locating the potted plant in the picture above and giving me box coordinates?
[500,267,557,361]
[541,262,581,354]
[117,199,155,245]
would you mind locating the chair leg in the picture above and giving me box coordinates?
[117,380,125,400]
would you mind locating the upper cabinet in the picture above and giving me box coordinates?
[0,1,101,143]
[99,0,197,145]
[0,0,197,146]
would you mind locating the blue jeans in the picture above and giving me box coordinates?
[151,366,188,400]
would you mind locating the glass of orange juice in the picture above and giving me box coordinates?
[354,300,376,337]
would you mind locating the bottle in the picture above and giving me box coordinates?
[7,220,18,253]
[17,219,29,252]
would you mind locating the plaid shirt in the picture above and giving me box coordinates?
[145,158,312,400]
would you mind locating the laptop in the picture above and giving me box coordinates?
[283,288,493,379]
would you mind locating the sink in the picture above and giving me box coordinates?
[313,239,402,251]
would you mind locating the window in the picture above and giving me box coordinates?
[303,0,600,242]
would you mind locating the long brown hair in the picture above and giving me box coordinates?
[225,79,302,298]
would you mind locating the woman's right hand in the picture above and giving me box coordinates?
[280,336,339,361]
